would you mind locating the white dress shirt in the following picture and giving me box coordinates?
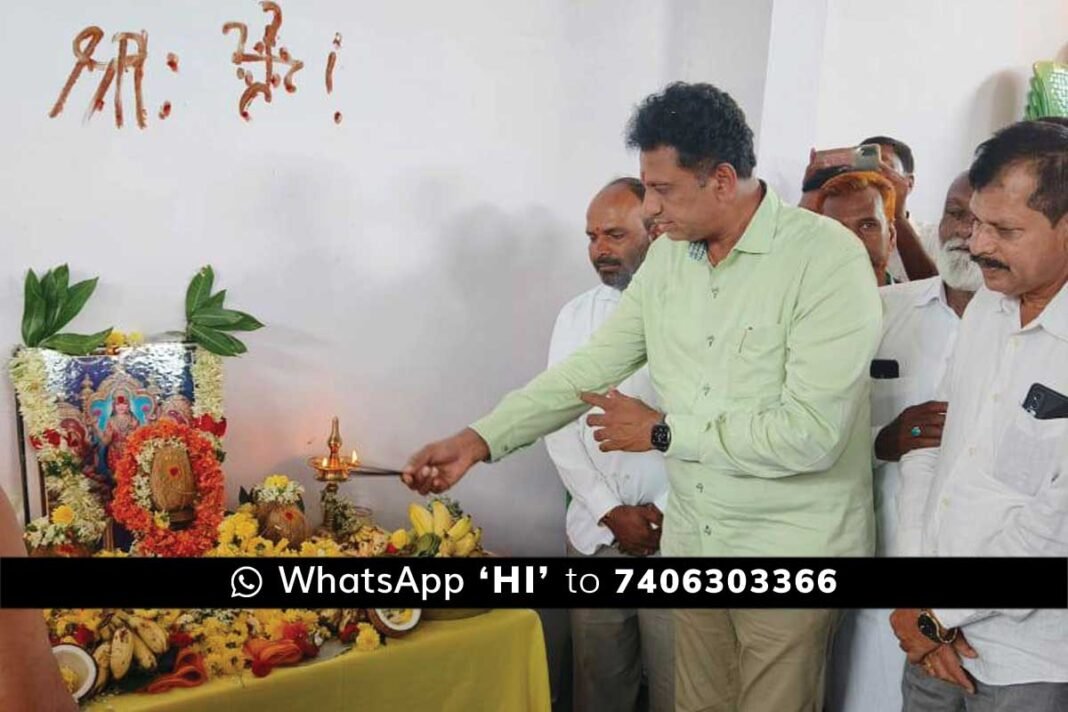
[830,277,963,712]
[873,277,963,557]
[544,284,669,555]
[901,283,1068,685]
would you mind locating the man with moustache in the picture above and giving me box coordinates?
[544,177,672,712]
[403,82,883,712]
[892,121,1068,710]
[828,171,984,712]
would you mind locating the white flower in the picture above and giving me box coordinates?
[191,348,225,421]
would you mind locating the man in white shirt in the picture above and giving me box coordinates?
[544,177,672,712]
[891,121,1068,710]
[828,172,983,712]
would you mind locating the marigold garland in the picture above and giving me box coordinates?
[112,420,225,557]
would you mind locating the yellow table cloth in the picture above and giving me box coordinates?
[86,610,550,712]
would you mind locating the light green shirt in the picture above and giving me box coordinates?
[472,186,882,557]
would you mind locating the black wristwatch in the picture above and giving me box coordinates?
[917,609,957,644]
[651,417,671,452]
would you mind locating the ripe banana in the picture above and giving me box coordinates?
[453,532,477,557]
[408,503,434,537]
[438,538,456,557]
[446,515,471,540]
[92,642,111,693]
[110,627,134,680]
[131,631,158,672]
[431,500,453,537]
[123,614,168,655]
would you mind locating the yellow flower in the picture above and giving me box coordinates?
[127,332,144,346]
[264,475,290,490]
[355,624,381,652]
[237,503,256,514]
[246,537,277,556]
[104,331,127,350]
[153,511,169,529]
[390,529,409,550]
[235,518,258,541]
[50,505,75,527]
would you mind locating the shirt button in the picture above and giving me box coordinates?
[702,385,711,396]
[703,525,712,536]
[968,447,976,457]
[696,483,704,493]
[940,497,949,508]
[706,335,716,347]
[711,287,720,298]
[992,393,1000,402]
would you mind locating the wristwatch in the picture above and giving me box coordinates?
[651,417,671,452]
[917,609,957,644]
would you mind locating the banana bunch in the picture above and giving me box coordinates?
[406,499,484,557]
[92,610,169,691]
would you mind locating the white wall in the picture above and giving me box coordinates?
[0,0,773,544]
[813,0,1068,221]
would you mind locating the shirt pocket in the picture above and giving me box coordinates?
[993,409,1067,497]
[871,376,916,430]
[726,323,787,398]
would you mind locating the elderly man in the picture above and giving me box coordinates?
[828,171,983,712]
[545,177,672,712]
[816,170,899,285]
[892,120,1068,710]
[402,82,882,712]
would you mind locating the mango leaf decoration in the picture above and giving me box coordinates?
[184,265,265,356]
[20,265,111,355]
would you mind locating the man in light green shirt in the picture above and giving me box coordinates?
[403,82,882,712]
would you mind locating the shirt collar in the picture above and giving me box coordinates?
[912,277,947,308]
[995,282,1068,342]
[687,182,779,261]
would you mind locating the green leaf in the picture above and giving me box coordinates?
[52,278,98,334]
[190,307,245,329]
[39,328,113,356]
[202,289,228,310]
[189,324,246,356]
[21,269,47,346]
[185,266,215,319]
[222,310,265,332]
[49,265,70,335]
[39,268,58,334]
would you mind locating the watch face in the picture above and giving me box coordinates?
[651,423,670,452]
[917,613,940,643]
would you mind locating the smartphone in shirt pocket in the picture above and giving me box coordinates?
[995,384,1068,496]
[870,359,915,430]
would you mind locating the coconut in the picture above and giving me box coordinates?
[149,445,196,523]
[51,644,97,702]
[367,608,422,637]
[258,503,308,546]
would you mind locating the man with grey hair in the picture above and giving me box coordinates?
[829,171,983,712]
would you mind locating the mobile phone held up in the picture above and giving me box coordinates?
[812,143,881,172]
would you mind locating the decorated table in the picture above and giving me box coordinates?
[84,609,551,712]
[8,265,547,709]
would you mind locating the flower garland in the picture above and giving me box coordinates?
[112,420,225,557]
[24,475,106,551]
[190,347,227,454]
[253,474,304,506]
